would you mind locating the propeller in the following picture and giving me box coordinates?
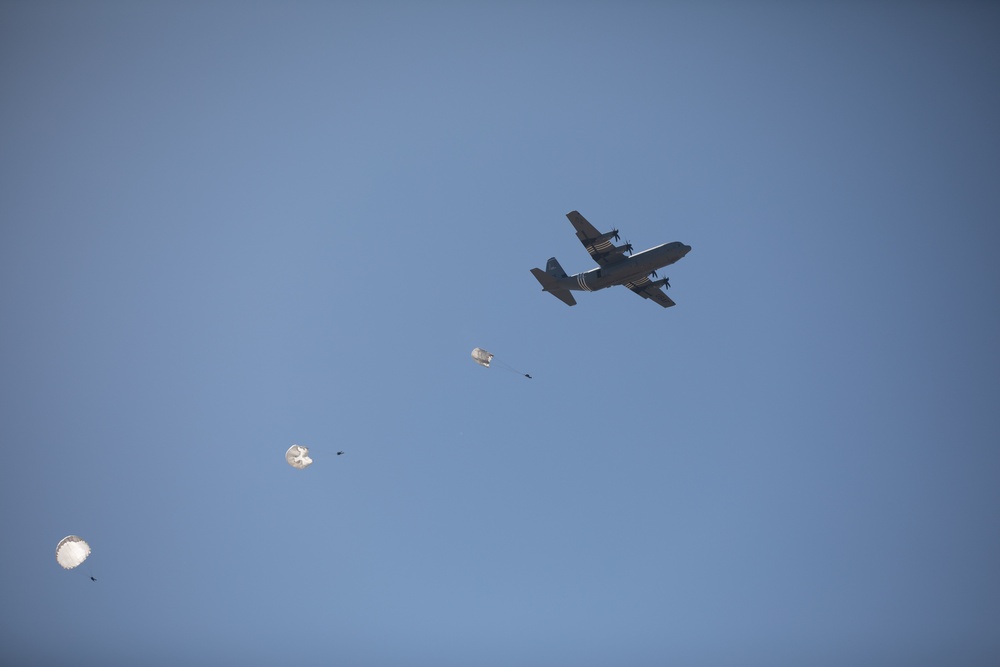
[624,240,633,255]
[650,270,658,278]
[612,228,620,242]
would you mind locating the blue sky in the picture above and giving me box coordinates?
[2,2,998,665]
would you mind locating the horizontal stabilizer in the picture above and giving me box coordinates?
[531,268,577,306]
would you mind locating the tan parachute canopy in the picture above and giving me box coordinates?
[471,347,494,368]
[55,535,91,570]
[285,444,313,470]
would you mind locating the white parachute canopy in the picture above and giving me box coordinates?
[286,444,313,470]
[471,347,494,368]
[55,535,91,570]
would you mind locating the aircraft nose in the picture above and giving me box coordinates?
[682,244,691,254]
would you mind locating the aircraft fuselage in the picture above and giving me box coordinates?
[562,242,691,292]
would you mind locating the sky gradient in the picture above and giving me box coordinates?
[2,2,999,665]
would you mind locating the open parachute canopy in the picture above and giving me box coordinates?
[55,535,91,570]
[471,347,494,368]
[285,444,313,470]
[470,347,531,378]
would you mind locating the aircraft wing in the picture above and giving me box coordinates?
[566,210,628,267]
[625,276,676,308]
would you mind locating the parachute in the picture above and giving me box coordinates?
[285,444,313,470]
[470,347,531,378]
[471,347,494,368]
[55,535,91,570]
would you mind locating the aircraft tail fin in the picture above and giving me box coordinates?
[531,267,577,306]
[545,257,568,278]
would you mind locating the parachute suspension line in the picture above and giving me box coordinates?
[492,359,532,379]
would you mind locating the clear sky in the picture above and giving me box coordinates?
[2,2,998,665]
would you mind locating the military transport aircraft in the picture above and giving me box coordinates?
[530,210,691,308]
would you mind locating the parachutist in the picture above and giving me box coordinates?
[337,451,344,455]
[524,374,532,379]
[90,576,97,582]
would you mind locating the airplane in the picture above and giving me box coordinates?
[530,210,691,308]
